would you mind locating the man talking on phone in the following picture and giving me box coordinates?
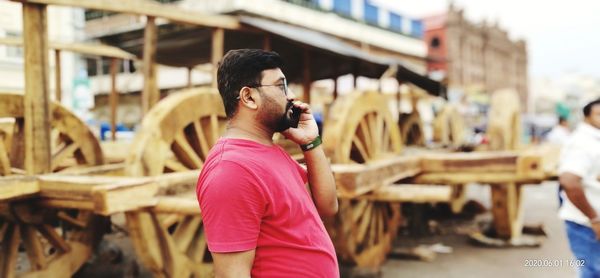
[196,49,339,277]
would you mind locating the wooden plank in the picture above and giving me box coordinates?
[13,0,240,29]
[0,37,138,60]
[355,184,452,203]
[54,49,61,101]
[23,3,51,174]
[142,16,158,115]
[413,172,545,185]
[109,58,119,141]
[91,180,158,215]
[491,183,524,239]
[331,155,421,198]
[152,196,200,215]
[0,176,39,201]
[420,151,518,173]
[211,28,224,88]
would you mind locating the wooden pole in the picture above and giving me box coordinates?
[302,48,311,104]
[22,3,51,175]
[187,67,192,89]
[54,49,61,102]
[211,28,224,88]
[142,16,158,115]
[262,34,271,51]
[109,58,119,141]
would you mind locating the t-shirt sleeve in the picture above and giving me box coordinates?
[197,160,267,253]
[558,144,592,178]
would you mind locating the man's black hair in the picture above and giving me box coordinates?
[217,49,284,118]
[583,98,600,117]
[558,116,568,124]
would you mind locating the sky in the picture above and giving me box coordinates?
[372,0,600,80]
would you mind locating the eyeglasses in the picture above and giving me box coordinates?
[237,79,288,100]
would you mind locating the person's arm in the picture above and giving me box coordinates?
[559,172,600,239]
[304,144,338,216]
[283,102,338,217]
[212,250,255,278]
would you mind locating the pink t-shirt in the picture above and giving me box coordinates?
[196,138,339,278]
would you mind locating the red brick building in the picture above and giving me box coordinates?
[422,5,528,109]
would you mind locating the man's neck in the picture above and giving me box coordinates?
[224,120,274,146]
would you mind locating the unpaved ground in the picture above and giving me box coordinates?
[381,182,577,278]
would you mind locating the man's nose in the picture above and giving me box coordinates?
[286,88,296,101]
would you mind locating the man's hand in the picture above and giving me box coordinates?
[592,222,600,240]
[281,101,319,145]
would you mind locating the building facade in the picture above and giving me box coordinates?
[423,4,528,109]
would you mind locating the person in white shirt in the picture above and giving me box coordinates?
[546,116,571,145]
[559,98,600,277]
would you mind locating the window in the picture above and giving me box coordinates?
[430,37,441,48]
[6,31,23,58]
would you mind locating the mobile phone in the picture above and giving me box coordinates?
[287,106,302,128]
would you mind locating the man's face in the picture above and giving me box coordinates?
[255,68,294,132]
[586,104,600,130]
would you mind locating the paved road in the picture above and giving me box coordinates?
[381,182,578,278]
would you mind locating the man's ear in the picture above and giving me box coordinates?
[239,87,259,110]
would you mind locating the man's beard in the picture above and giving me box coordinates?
[259,94,294,133]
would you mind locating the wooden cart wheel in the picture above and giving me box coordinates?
[0,93,104,175]
[125,88,226,277]
[433,104,466,147]
[399,112,425,146]
[0,93,106,277]
[487,89,524,239]
[0,204,107,278]
[322,91,403,267]
[125,88,226,177]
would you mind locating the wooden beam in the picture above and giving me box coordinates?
[354,184,452,203]
[420,151,518,173]
[0,37,137,60]
[13,0,240,29]
[54,49,61,102]
[23,3,51,175]
[142,16,158,115]
[109,58,119,141]
[0,176,39,201]
[412,172,545,185]
[331,156,422,198]
[211,28,224,89]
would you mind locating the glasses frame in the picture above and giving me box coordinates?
[237,79,288,100]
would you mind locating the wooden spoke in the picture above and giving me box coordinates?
[56,211,86,228]
[351,135,369,163]
[187,222,208,262]
[352,199,369,223]
[164,159,190,172]
[210,114,220,146]
[0,223,20,278]
[356,202,373,244]
[37,224,71,253]
[51,142,79,171]
[173,216,202,253]
[0,139,10,175]
[358,117,373,159]
[160,214,182,229]
[172,132,203,169]
[20,224,47,270]
[193,120,211,161]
